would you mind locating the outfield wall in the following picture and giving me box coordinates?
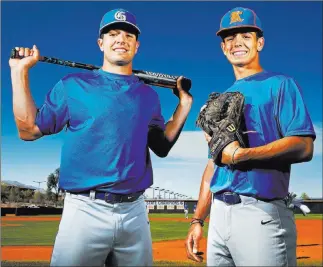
[146,200,192,213]
[301,200,323,214]
[1,199,323,216]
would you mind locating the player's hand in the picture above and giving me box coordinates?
[204,131,211,143]
[9,45,40,71]
[175,76,193,104]
[221,141,241,165]
[185,223,204,262]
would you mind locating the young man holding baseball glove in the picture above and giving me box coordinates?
[185,7,316,266]
[9,8,192,267]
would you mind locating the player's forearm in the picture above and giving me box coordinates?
[151,98,192,157]
[164,96,193,142]
[193,159,214,221]
[11,69,41,140]
[235,136,314,165]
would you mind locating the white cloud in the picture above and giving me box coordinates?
[150,162,207,199]
[159,131,209,161]
[313,123,322,156]
[149,131,210,198]
[150,127,323,199]
[289,156,322,198]
[3,125,322,199]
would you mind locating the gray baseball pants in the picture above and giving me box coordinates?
[50,192,152,266]
[207,195,297,266]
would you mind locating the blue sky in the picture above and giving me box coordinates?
[1,1,322,198]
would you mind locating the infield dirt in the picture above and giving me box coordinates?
[1,216,322,262]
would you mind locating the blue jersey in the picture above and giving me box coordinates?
[35,69,165,194]
[209,70,316,200]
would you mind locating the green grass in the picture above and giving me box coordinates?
[4,213,321,220]
[2,213,321,246]
[1,221,59,246]
[294,214,323,220]
[1,214,322,266]
[297,261,323,266]
[0,262,50,267]
[151,221,209,242]
[0,261,206,267]
[1,217,208,245]
[153,260,323,266]
[1,260,322,267]
[149,213,193,219]
[0,261,204,267]
[1,213,323,267]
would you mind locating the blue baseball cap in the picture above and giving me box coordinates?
[99,8,141,36]
[216,7,263,36]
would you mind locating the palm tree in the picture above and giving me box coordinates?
[47,168,60,206]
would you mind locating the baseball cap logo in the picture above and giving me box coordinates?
[230,11,244,24]
[115,11,126,21]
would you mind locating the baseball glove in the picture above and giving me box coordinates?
[285,192,311,216]
[196,91,246,166]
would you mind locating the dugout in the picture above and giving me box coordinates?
[145,199,197,213]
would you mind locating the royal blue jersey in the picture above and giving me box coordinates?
[209,70,316,200]
[35,69,165,194]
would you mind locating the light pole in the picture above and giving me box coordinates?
[154,187,159,199]
[159,189,165,199]
[33,180,46,191]
[150,187,154,199]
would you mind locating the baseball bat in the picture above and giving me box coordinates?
[10,49,192,92]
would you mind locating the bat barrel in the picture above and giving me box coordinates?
[133,70,191,92]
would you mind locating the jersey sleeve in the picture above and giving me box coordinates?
[149,96,166,131]
[35,80,70,135]
[275,77,316,140]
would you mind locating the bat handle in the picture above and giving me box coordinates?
[10,48,21,59]
[180,78,192,92]
[10,48,44,61]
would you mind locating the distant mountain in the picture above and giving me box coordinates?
[2,180,46,193]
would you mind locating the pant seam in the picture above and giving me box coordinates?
[275,203,289,266]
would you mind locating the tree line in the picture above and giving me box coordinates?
[1,169,312,206]
[1,168,62,207]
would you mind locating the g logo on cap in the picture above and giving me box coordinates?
[115,11,126,21]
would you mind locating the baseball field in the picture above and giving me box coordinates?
[1,213,322,266]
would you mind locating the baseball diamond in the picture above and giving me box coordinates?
[1,213,322,265]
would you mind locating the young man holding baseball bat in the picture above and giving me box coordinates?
[185,7,315,266]
[9,8,192,267]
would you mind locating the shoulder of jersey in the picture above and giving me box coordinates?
[61,71,99,82]
[259,70,294,83]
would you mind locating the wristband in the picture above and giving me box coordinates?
[232,147,240,164]
[190,218,204,227]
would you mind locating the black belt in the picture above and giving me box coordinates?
[214,192,242,205]
[214,192,283,205]
[70,190,144,204]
